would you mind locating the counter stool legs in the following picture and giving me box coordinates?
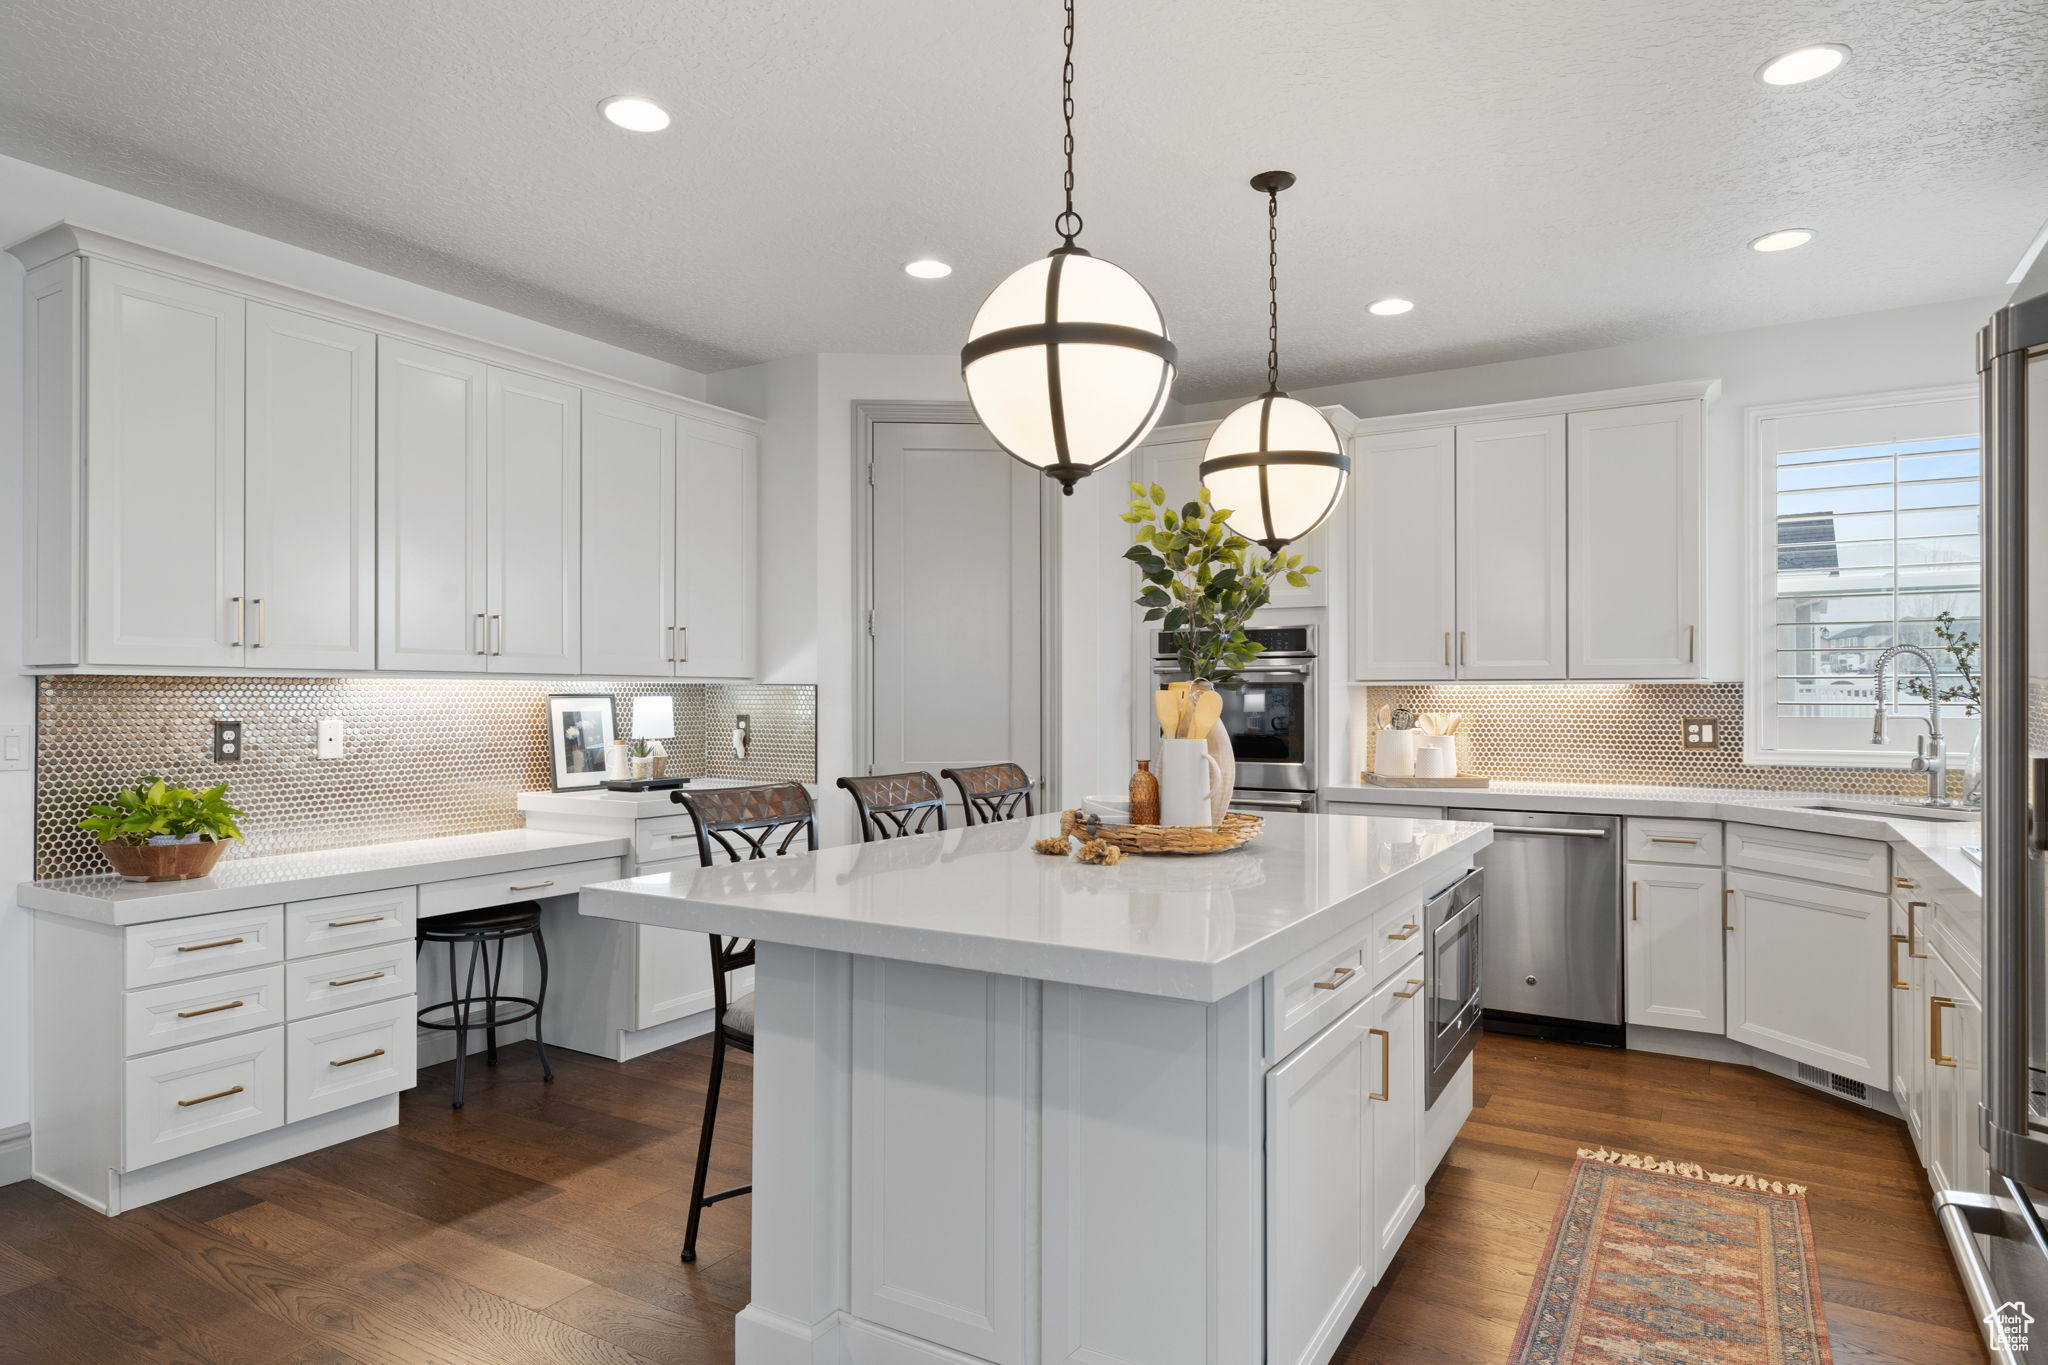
[682,1028,746,1262]
[415,903,553,1111]
[530,929,554,1084]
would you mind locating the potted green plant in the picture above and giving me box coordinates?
[79,778,246,882]
[629,738,657,781]
[1124,483,1319,820]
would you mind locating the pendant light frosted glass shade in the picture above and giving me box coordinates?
[961,249,1177,494]
[1199,394,1350,552]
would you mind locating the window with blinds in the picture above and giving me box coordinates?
[1751,388,1981,761]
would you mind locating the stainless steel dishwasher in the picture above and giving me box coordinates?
[1447,808,1623,1046]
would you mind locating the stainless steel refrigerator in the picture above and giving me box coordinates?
[1967,266,2048,1364]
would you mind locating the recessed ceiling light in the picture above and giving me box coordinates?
[1368,298,1414,316]
[599,96,670,132]
[1757,44,1849,87]
[1749,228,1816,253]
[904,259,953,279]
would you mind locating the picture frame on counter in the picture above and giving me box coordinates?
[548,694,617,789]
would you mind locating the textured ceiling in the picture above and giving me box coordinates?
[3,0,2044,401]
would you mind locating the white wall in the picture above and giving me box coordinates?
[1183,294,2002,681]
[0,153,713,1142]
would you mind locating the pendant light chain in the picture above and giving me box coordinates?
[1265,185,1281,394]
[1055,0,1083,245]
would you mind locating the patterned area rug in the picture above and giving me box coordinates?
[1508,1147,1833,1364]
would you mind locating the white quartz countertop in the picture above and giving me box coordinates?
[18,828,631,926]
[579,811,1490,1002]
[1323,780,1981,899]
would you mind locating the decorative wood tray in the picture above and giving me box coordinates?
[1360,773,1493,789]
[1060,809,1262,855]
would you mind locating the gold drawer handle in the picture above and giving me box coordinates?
[176,999,244,1019]
[508,880,556,892]
[177,1084,245,1108]
[1312,966,1357,991]
[328,971,386,987]
[1369,1027,1391,1101]
[1895,877,1916,889]
[1889,934,1910,990]
[327,914,386,928]
[1906,903,1929,958]
[1647,836,1700,845]
[177,936,245,953]
[1930,995,1957,1067]
[330,1048,387,1068]
[1386,923,1420,941]
[1723,887,1734,932]
[1394,978,1424,999]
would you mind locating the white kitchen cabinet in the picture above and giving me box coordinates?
[243,304,377,670]
[1924,951,1988,1199]
[1350,425,1455,681]
[84,261,248,668]
[581,392,678,677]
[1567,400,1704,678]
[1366,959,1427,1276]
[1890,900,1927,1154]
[675,416,757,679]
[485,368,582,674]
[1266,990,1375,1365]
[1624,862,1725,1034]
[1454,415,1567,679]
[1725,869,1888,1086]
[377,338,489,671]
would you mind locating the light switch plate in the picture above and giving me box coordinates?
[1682,718,1718,750]
[0,723,28,772]
[317,717,345,760]
[212,720,244,762]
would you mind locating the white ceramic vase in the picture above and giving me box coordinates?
[1158,738,1223,826]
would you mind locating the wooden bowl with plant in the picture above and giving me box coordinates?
[79,778,246,882]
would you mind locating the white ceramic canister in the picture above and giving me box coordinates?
[1157,738,1223,826]
[1374,727,1417,778]
[1415,736,1455,779]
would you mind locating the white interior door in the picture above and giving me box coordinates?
[1455,414,1567,679]
[1567,400,1704,678]
[244,304,376,670]
[486,368,581,674]
[868,421,1044,791]
[377,338,488,671]
[84,261,246,668]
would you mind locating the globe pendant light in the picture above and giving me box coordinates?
[960,0,1177,496]
[1200,172,1350,551]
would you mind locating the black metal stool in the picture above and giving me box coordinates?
[416,901,553,1110]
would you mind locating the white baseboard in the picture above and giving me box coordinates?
[93,1094,398,1215]
[616,1008,714,1061]
[734,1305,845,1365]
[1627,1025,1902,1120]
[0,1123,30,1187]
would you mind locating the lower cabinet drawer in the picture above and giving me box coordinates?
[1268,928,1370,1062]
[1625,818,1722,866]
[1370,891,1428,981]
[286,940,416,1019]
[123,904,285,989]
[285,885,417,958]
[124,964,287,1056]
[122,1027,284,1171]
[633,813,700,866]
[1726,823,1889,894]
[286,995,418,1123]
[417,857,626,917]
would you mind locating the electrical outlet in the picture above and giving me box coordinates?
[212,720,245,762]
[1682,718,1718,750]
[732,714,751,762]
[317,717,345,760]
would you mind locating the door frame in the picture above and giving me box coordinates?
[851,401,1061,802]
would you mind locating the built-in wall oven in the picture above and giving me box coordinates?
[1151,626,1319,811]
[1424,866,1484,1106]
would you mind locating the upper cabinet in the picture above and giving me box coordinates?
[1349,385,1709,683]
[9,226,762,679]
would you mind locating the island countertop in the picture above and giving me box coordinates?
[578,811,1490,1002]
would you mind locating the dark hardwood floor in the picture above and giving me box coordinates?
[0,1033,1983,1364]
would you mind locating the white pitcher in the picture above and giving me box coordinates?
[1157,738,1223,826]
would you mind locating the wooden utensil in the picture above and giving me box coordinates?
[1188,689,1223,741]
[1154,690,1180,738]
[1177,680,1214,739]
[1164,681,1194,738]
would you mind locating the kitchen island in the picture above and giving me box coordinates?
[580,810,1490,1365]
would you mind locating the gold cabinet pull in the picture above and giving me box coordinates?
[1895,876,1916,889]
[177,1084,245,1108]
[177,936,245,953]
[667,625,677,663]
[176,999,245,1019]
[1457,631,1467,666]
[1723,887,1734,933]
[508,880,556,892]
[231,596,245,648]
[677,626,688,663]
[1312,966,1357,991]
[330,1048,387,1068]
[328,971,385,987]
[1369,1028,1391,1101]
[1442,631,1451,667]
[1930,995,1957,1067]
[1386,923,1420,941]
[1687,625,1696,663]
[1631,881,1639,922]
[1394,978,1424,999]
[327,914,386,928]
[1906,903,1929,958]
[1647,836,1700,845]
[476,612,488,655]
[253,597,266,649]
[1889,934,1910,990]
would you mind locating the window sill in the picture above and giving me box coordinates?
[1742,747,1931,770]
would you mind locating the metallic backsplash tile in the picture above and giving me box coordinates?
[35,676,817,879]
[1362,682,1968,796]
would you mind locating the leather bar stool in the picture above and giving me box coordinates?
[838,771,947,841]
[415,901,553,1110]
[940,762,1036,825]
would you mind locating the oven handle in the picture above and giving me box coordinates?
[1151,666,1310,681]
[1229,795,1317,811]
[1431,897,1482,940]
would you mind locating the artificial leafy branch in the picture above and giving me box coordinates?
[1122,482,1318,690]
[1898,610,1981,716]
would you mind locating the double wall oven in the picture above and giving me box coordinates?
[1150,625,1319,813]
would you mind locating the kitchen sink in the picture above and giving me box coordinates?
[1799,799,1981,823]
